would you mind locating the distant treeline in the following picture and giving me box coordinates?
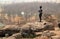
[0,2,60,20]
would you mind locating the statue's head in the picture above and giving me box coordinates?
[40,6,42,9]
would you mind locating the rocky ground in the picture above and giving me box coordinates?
[0,21,59,39]
[0,15,60,39]
[0,30,60,39]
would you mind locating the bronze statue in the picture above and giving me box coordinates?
[38,6,43,22]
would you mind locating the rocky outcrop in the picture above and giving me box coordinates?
[19,20,55,37]
[0,25,20,37]
[0,15,59,38]
[20,20,54,32]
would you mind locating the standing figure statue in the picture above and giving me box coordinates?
[38,6,43,22]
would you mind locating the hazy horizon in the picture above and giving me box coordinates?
[0,0,60,4]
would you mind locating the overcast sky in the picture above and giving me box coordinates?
[0,0,60,4]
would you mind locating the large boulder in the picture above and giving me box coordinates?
[21,20,47,31]
[20,20,54,32]
[20,20,54,37]
[0,25,20,37]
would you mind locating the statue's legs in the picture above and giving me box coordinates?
[39,14,42,22]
